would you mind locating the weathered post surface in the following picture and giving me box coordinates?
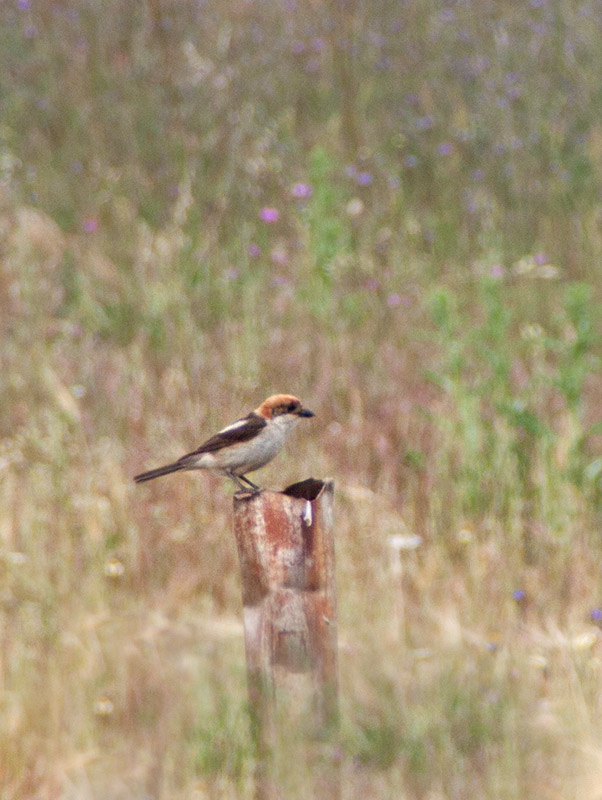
[232,478,340,800]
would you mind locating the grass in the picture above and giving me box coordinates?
[3,1,602,797]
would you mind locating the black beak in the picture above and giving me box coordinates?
[297,407,315,418]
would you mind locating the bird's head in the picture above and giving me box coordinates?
[255,394,315,421]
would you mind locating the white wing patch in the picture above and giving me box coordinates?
[217,418,251,436]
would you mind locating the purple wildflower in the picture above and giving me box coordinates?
[356,171,373,186]
[464,197,477,214]
[82,218,98,233]
[292,183,312,199]
[438,142,453,156]
[248,243,261,258]
[259,207,279,223]
[415,116,434,131]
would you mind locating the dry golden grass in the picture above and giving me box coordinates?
[3,202,602,800]
[4,1,602,795]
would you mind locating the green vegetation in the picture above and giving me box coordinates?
[2,1,602,797]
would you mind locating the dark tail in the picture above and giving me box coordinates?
[134,462,187,483]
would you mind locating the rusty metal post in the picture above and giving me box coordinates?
[232,478,339,800]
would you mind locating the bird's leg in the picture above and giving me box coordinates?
[225,471,248,490]
[239,474,261,491]
[225,471,260,493]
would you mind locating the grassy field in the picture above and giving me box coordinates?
[3,1,602,797]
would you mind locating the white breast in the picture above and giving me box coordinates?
[223,414,299,475]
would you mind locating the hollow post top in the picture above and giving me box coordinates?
[233,477,334,505]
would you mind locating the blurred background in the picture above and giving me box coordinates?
[2,1,602,797]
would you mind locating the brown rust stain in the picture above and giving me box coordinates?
[233,483,338,709]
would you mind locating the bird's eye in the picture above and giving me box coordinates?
[287,402,297,412]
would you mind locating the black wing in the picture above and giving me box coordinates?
[178,412,267,461]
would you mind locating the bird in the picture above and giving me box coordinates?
[134,393,314,492]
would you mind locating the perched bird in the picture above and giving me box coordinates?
[134,393,314,492]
